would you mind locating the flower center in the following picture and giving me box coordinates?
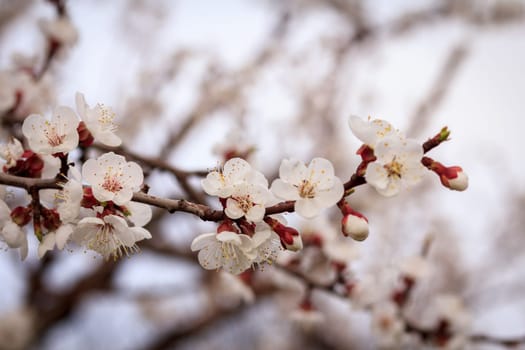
[298,179,316,198]
[384,157,403,179]
[96,104,118,132]
[87,222,137,260]
[102,167,123,193]
[44,121,65,147]
[233,195,253,213]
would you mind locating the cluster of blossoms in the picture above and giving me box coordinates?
[191,115,468,275]
[0,93,151,260]
[191,157,345,273]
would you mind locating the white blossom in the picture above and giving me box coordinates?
[82,152,143,205]
[75,92,122,147]
[190,231,255,274]
[365,137,425,197]
[72,214,151,260]
[224,182,271,222]
[348,115,404,148]
[271,158,344,219]
[0,138,24,169]
[201,157,259,197]
[21,106,79,155]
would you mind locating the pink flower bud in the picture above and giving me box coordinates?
[422,157,468,192]
[444,169,468,191]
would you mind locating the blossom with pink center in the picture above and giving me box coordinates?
[82,152,143,205]
[22,106,79,155]
[271,158,344,219]
[75,92,122,147]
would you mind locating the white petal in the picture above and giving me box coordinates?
[197,244,222,270]
[82,159,101,186]
[270,179,300,201]
[75,92,88,119]
[191,232,217,251]
[130,227,151,241]
[122,161,143,189]
[246,205,265,223]
[224,198,245,219]
[91,186,114,203]
[223,158,251,182]
[308,158,335,183]
[251,229,272,247]
[98,132,122,147]
[1,221,24,247]
[216,231,243,245]
[112,188,133,205]
[279,158,307,184]
[38,233,56,259]
[365,162,389,190]
[348,115,374,144]
[376,180,400,197]
[55,224,74,250]
[315,178,344,207]
[295,198,322,219]
[201,172,225,196]
[126,202,152,227]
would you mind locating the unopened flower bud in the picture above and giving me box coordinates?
[41,207,61,231]
[264,217,303,251]
[342,213,369,241]
[10,206,32,226]
[422,157,468,191]
[338,201,369,241]
[445,169,468,191]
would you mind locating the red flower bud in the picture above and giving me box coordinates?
[422,157,468,191]
[264,217,303,251]
[10,206,32,226]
